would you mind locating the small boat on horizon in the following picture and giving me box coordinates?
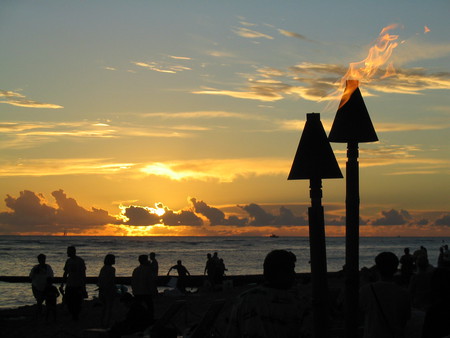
[269,234,279,238]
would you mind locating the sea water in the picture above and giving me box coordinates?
[0,235,448,309]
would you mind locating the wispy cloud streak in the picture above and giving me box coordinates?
[0,89,63,109]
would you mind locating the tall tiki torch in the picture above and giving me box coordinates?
[288,113,343,338]
[328,80,378,338]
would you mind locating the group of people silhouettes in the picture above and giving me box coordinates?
[359,245,450,338]
[204,251,227,289]
[29,244,450,337]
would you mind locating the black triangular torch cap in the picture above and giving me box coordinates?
[328,81,378,143]
[288,113,343,180]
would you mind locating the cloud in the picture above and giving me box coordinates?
[277,29,315,43]
[369,209,412,226]
[239,203,308,227]
[192,88,284,102]
[121,205,162,226]
[232,27,273,40]
[0,121,190,150]
[52,190,117,226]
[0,190,117,234]
[190,198,247,226]
[435,214,450,226]
[140,158,289,182]
[168,55,192,60]
[0,158,135,177]
[0,89,63,109]
[120,203,203,226]
[141,110,254,120]
[161,208,203,226]
[194,60,450,103]
[207,50,236,58]
[132,57,192,74]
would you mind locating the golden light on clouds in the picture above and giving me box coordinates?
[0,90,63,109]
[0,158,135,177]
[140,158,289,182]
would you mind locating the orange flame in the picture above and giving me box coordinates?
[338,24,399,109]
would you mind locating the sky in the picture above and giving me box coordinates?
[0,0,449,236]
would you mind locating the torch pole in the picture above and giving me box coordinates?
[344,141,360,338]
[308,177,330,338]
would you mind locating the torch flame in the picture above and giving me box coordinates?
[338,24,399,109]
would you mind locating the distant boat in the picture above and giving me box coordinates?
[269,234,279,238]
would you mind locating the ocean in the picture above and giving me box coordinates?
[0,235,448,309]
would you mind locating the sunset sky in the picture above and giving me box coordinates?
[0,1,449,236]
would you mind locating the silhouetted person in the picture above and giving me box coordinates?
[409,253,434,312]
[131,255,154,323]
[109,292,153,338]
[437,244,450,268]
[167,260,190,293]
[211,252,220,285]
[359,252,411,338]
[149,252,159,297]
[204,253,214,287]
[98,254,116,327]
[216,258,227,284]
[61,246,86,320]
[421,268,450,338]
[29,253,54,315]
[399,247,414,284]
[226,250,308,338]
[43,276,59,322]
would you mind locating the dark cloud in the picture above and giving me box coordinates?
[191,198,308,227]
[121,204,203,226]
[161,208,203,226]
[240,203,275,226]
[435,214,450,226]
[190,198,247,226]
[122,206,161,226]
[52,190,118,226]
[272,206,308,226]
[370,209,412,226]
[0,190,117,234]
[162,207,203,226]
[239,203,308,227]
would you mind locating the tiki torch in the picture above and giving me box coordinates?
[288,113,343,338]
[328,80,378,338]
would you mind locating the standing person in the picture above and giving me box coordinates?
[399,247,414,284]
[421,268,450,338]
[217,258,227,284]
[226,250,308,338]
[98,254,116,327]
[359,252,411,338]
[204,253,214,287]
[43,276,60,322]
[211,252,220,285]
[167,260,190,293]
[441,244,450,268]
[29,253,54,314]
[149,252,159,297]
[61,246,86,321]
[131,255,154,323]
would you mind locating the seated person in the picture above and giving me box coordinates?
[108,292,153,338]
[226,250,309,338]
